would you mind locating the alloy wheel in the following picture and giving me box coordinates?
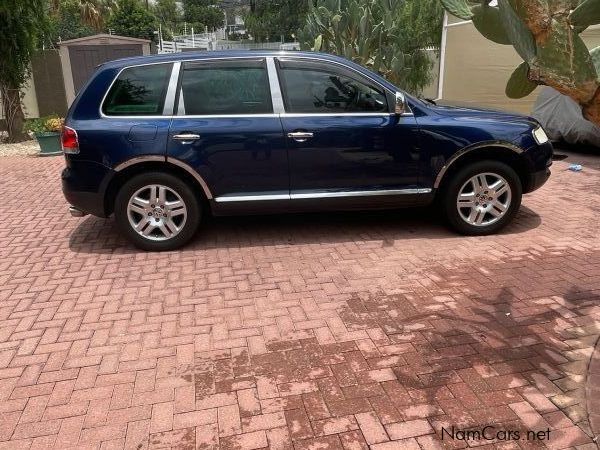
[127,184,188,241]
[456,172,512,227]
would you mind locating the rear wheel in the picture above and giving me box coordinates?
[114,172,201,251]
[441,160,522,235]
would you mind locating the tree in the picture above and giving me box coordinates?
[79,0,117,29]
[182,0,225,32]
[245,0,309,42]
[107,0,159,41]
[48,0,96,43]
[439,0,600,126]
[153,0,182,36]
[298,0,444,95]
[0,0,48,142]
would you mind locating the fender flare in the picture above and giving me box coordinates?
[113,156,214,200]
[433,141,525,189]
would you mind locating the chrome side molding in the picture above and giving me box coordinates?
[214,188,432,203]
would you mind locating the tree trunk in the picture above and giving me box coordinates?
[0,85,28,143]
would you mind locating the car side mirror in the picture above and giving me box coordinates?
[395,92,407,115]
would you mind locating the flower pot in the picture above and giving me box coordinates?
[34,132,62,156]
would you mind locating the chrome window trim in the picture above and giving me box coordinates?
[100,61,176,119]
[175,57,275,118]
[162,62,181,115]
[275,55,414,117]
[433,142,525,189]
[214,188,432,203]
[172,114,280,119]
[266,57,285,114]
[98,54,414,119]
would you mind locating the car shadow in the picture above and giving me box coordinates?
[68,205,542,255]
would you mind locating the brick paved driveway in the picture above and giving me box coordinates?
[1,156,599,450]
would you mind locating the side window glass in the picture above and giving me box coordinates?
[179,60,273,115]
[279,64,388,114]
[102,64,172,116]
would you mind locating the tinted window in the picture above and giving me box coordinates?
[279,64,388,114]
[180,60,272,115]
[103,64,172,116]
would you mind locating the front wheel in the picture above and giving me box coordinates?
[114,172,201,251]
[441,161,522,235]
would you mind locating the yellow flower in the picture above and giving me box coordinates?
[45,117,65,132]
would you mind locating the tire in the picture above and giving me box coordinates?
[441,160,522,235]
[114,172,201,251]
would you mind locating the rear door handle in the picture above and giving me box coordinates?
[287,132,314,143]
[173,133,201,142]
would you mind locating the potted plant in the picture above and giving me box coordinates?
[25,116,65,156]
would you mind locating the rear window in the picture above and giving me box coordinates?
[102,64,172,116]
[179,59,272,115]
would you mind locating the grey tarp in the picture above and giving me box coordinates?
[532,87,600,148]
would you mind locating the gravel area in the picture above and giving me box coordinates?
[0,140,40,157]
[0,132,40,157]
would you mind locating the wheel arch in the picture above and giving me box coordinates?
[104,157,213,216]
[434,142,531,194]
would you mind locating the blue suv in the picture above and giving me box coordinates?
[61,51,553,251]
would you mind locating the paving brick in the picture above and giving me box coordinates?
[354,411,388,444]
[1,157,599,449]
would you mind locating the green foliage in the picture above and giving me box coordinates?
[244,0,309,42]
[24,115,64,134]
[78,0,118,30]
[182,0,224,32]
[298,0,444,95]
[0,1,49,88]
[107,0,159,41]
[497,0,536,63]
[592,46,600,74]
[47,0,96,43]
[439,0,600,125]
[506,62,536,98]
[439,0,473,20]
[471,5,510,45]
[153,0,182,36]
[570,0,600,28]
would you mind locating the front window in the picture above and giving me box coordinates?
[278,60,388,114]
[102,64,172,116]
[178,59,273,115]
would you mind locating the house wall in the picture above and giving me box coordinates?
[440,14,600,114]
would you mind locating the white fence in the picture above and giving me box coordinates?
[158,32,300,54]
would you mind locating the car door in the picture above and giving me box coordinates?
[276,58,422,204]
[167,58,289,209]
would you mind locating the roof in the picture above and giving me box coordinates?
[100,50,356,70]
[60,34,151,46]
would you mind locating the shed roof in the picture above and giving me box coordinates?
[60,34,150,46]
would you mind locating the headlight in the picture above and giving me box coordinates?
[533,126,549,145]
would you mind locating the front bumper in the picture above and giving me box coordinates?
[62,159,113,218]
[524,167,551,193]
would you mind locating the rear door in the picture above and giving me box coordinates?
[276,58,421,200]
[167,58,289,206]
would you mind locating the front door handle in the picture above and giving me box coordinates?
[287,132,314,143]
[173,133,201,142]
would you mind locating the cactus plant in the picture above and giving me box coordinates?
[298,0,444,95]
[439,0,600,126]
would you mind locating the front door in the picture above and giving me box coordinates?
[167,58,289,207]
[276,58,421,201]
